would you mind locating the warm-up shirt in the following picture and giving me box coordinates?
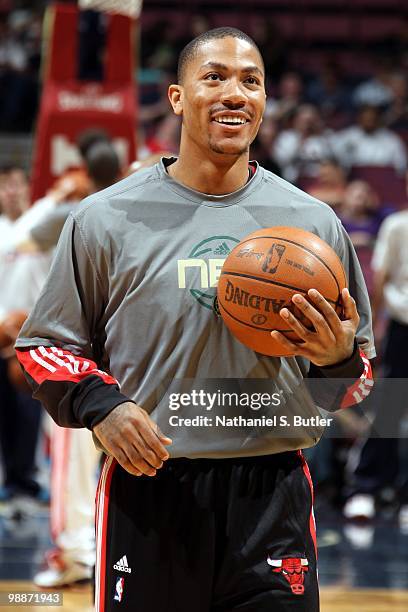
[16,159,374,459]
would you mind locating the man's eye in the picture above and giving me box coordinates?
[205,73,222,81]
[245,76,260,85]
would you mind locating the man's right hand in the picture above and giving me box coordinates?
[93,402,172,477]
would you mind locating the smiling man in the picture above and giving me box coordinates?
[16,28,374,611]
[167,31,266,192]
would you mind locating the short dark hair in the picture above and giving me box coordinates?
[177,27,264,84]
[77,128,110,160]
[0,163,25,175]
[86,142,120,190]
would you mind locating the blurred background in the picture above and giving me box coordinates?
[0,0,407,609]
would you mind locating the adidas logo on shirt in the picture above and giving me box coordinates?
[113,555,132,573]
[213,242,231,256]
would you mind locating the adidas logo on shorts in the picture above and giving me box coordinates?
[113,555,132,573]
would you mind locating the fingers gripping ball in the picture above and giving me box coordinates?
[217,227,347,356]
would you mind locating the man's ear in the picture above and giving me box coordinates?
[168,84,183,116]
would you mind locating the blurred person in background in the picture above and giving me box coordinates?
[306,59,353,129]
[273,71,304,127]
[0,165,48,515]
[250,19,289,83]
[11,128,112,254]
[0,9,41,132]
[145,110,181,156]
[333,104,407,175]
[273,104,336,185]
[384,72,408,132]
[0,135,121,521]
[249,108,281,175]
[337,180,392,250]
[18,140,121,254]
[337,180,394,295]
[307,159,347,209]
[352,57,395,109]
[344,171,408,528]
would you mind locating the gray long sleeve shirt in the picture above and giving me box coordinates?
[16,159,375,459]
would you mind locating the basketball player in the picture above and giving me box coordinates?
[16,29,374,611]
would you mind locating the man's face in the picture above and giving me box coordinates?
[294,106,320,136]
[0,169,29,220]
[171,37,266,157]
[359,107,380,133]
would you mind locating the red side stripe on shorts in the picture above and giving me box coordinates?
[297,450,317,559]
[16,346,118,386]
[95,456,116,612]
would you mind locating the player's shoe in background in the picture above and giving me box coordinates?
[34,549,92,588]
[13,492,49,519]
[343,494,375,520]
[0,487,49,520]
[0,486,15,519]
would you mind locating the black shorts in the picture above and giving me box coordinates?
[95,451,319,612]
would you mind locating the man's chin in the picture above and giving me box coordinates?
[209,141,249,156]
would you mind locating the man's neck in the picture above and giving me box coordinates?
[168,147,251,196]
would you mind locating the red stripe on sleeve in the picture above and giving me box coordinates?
[340,349,374,409]
[16,346,118,387]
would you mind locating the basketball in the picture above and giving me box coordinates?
[217,227,347,356]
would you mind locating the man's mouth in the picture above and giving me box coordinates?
[212,115,249,126]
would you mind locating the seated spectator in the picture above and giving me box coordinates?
[384,72,408,133]
[352,57,394,108]
[333,104,407,175]
[307,159,347,208]
[337,180,394,296]
[0,10,40,132]
[273,104,336,184]
[306,60,353,128]
[250,112,281,176]
[273,71,304,127]
[337,180,392,249]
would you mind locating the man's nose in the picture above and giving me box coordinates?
[220,79,247,107]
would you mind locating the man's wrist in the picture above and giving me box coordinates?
[315,340,364,379]
[66,374,134,430]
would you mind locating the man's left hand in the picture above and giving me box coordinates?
[271,288,359,367]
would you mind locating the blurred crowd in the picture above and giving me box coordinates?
[0,0,407,585]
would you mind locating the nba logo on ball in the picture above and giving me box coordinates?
[114,577,125,602]
[217,227,347,357]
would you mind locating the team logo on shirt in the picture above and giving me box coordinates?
[177,236,240,310]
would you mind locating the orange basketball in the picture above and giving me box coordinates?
[217,227,347,356]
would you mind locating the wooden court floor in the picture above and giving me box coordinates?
[1,582,408,611]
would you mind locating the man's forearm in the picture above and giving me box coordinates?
[15,346,130,428]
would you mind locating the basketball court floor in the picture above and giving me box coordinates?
[0,499,407,611]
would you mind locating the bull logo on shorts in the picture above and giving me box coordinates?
[267,556,308,595]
